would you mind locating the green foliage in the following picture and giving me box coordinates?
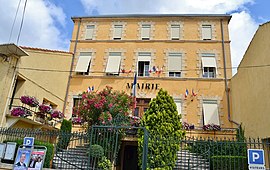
[89,144,104,158]
[5,139,54,168]
[98,156,112,170]
[211,156,248,170]
[75,86,133,126]
[57,119,72,149]
[138,89,185,169]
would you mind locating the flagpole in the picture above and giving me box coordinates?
[132,72,137,115]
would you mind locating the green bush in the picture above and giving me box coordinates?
[211,155,248,170]
[57,119,72,150]
[5,139,54,168]
[98,156,112,170]
[89,144,104,158]
[138,89,185,169]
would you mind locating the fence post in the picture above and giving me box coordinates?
[142,128,149,170]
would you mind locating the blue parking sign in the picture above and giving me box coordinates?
[248,149,265,165]
[23,137,34,148]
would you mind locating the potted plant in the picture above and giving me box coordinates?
[20,96,39,107]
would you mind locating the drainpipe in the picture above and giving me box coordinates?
[63,18,81,117]
[220,19,239,127]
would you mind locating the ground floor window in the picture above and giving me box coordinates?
[134,98,151,117]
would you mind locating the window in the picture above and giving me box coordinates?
[202,100,220,125]
[141,24,151,40]
[85,25,95,40]
[113,25,123,40]
[168,53,182,77]
[171,25,180,40]
[201,54,217,78]
[73,96,81,115]
[202,24,212,40]
[174,99,182,115]
[138,52,151,77]
[105,52,122,75]
[75,52,92,75]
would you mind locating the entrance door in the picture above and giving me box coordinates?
[134,98,151,117]
[123,145,139,170]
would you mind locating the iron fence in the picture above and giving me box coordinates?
[0,127,269,170]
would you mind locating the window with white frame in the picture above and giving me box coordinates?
[75,52,92,75]
[168,52,182,77]
[201,53,217,78]
[138,52,151,77]
[202,100,220,125]
[85,25,95,40]
[105,52,122,75]
[113,25,123,40]
[141,24,151,40]
[171,24,180,40]
[201,24,212,40]
[174,99,182,115]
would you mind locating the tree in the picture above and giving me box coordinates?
[74,86,134,127]
[138,89,185,169]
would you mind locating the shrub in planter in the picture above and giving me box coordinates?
[211,155,248,170]
[89,144,104,158]
[57,119,72,150]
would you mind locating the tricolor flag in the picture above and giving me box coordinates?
[92,86,94,91]
[87,86,91,93]
[192,89,197,97]
[185,89,189,98]
[132,72,137,109]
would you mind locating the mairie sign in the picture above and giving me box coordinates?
[248,149,265,170]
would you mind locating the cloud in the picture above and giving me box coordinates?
[229,11,258,69]
[80,0,258,73]
[0,0,68,50]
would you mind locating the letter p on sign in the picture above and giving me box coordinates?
[248,149,265,165]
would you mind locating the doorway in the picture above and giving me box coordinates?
[122,145,139,170]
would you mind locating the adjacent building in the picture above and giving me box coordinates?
[2,46,72,129]
[67,14,236,135]
[231,21,270,139]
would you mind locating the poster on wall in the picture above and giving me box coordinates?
[13,148,32,170]
[4,142,16,160]
[28,149,46,170]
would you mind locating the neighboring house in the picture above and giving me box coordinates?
[0,43,28,127]
[3,46,72,129]
[67,14,236,134]
[231,21,270,139]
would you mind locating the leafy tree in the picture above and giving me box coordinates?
[138,89,185,169]
[57,119,72,149]
[74,86,133,127]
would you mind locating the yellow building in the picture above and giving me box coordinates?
[66,14,236,136]
[3,46,72,129]
[0,43,28,127]
[231,21,270,139]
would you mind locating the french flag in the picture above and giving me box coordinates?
[87,86,91,93]
[185,89,189,98]
[192,89,197,97]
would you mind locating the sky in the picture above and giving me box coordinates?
[0,0,269,71]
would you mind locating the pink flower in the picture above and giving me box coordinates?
[108,103,113,108]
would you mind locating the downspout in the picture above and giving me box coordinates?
[220,19,239,126]
[63,18,81,117]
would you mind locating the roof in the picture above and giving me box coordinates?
[72,14,232,21]
[20,46,73,54]
[0,43,28,57]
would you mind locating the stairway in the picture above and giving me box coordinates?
[174,150,210,170]
[53,145,89,169]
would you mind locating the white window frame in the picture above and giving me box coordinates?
[85,25,95,40]
[113,24,123,40]
[105,52,122,75]
[202,24,212,40]
[171,24,180,40]
[75,52,92,74]
[202,100,220,125]
[168,52,182,78]
[201,53,217,78]
[138,52,151,77]
[141,24,151,40]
